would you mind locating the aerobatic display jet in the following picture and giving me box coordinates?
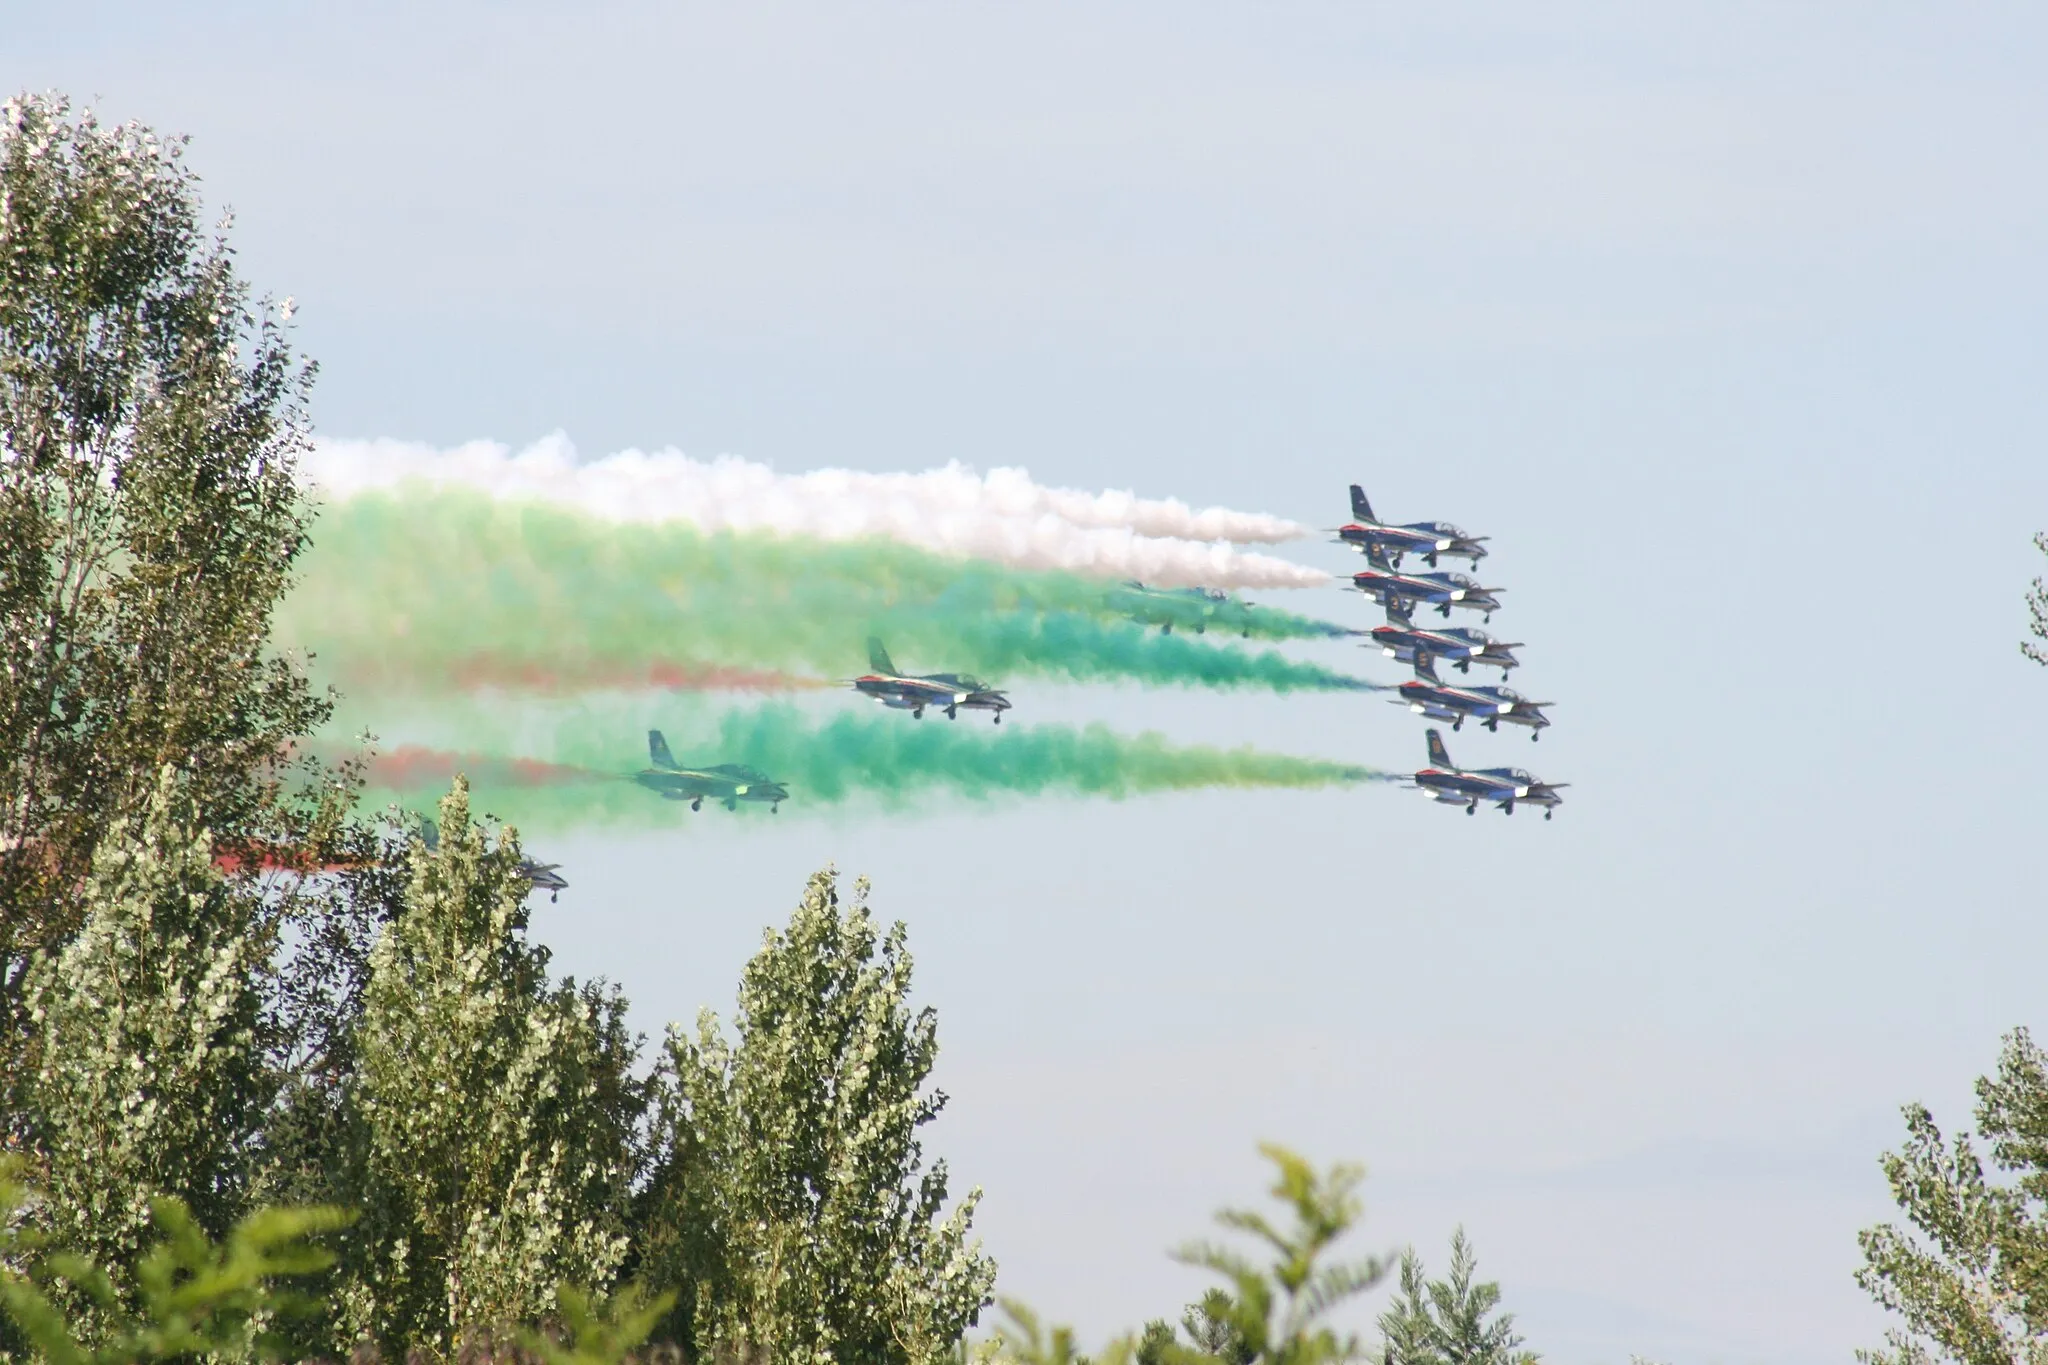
[854,639,1012,722]
[1369,603,1521,676]
[421,820,570,900]
[1351,548,1504,621]
[1410,728,1567,819]
[1334,486,1489,567]
[1392,651,1553,739]
[635,730,789,812]
[1112,581,1255,636]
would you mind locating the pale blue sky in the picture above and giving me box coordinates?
[12,5,2048,1359]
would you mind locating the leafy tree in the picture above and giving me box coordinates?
[1376,1229,1537,1365]
[1857,1028,2048,1364]
[0,1157,348,1365]
[2027,533,2048,667]
[639,869,996,1364]
[333,781,643,1361]
[17,770,275,1320]
[1166,1144,1393,1365]
[0,90,329,1125]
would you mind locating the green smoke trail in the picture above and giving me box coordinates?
[343,697,1385,829]
[281,491,1376,697]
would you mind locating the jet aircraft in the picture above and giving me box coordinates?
[854,639,1012,722]
[1369,603,1521,676]
[636,730,789,812]
[420,819,570,901]
[1391,651,1553,739]
[1334,486,1489,567]
[1410,728,1567,818]
[1113,581,1255,636]
[1351,549,1505,621]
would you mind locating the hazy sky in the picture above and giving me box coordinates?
[12,5,2048,1359]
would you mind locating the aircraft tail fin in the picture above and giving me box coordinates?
[1412,648,1441,683]
[648,729,677,770]
[1363,544,1396,572]
[1384,600,1414,629]
[867,637,897,676]
[1350,484,1376,522]
[1425,728,1453,770]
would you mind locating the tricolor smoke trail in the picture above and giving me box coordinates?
[282,492,1379,697]
[306,434,1330,590]
[347,707,1385,829]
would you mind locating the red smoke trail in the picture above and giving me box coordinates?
[364,746,609,790]
[338,656,829,695]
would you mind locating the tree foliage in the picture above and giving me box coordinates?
[1163,1144,1392,1365]
[18,770,274,1312]
[0,89,329,1121]
[0,1157,348,1365]
[334,781,643,1361]
[1858,1028,2048,1365]
[639,870,995,1364]
[1376,1229,1536,1365]
[2026,532,2048,668]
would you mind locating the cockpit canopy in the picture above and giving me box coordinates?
[709,764,776,783]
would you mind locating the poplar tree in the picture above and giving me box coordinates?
[0,91,329,1109]
[18,769,273,1325]
[335,782,643,1361]
[639,870,996,1364]
[1857,1028,2048,1364]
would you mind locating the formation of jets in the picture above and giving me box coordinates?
[1339,483,1570,818]
[854,639,1011,722]
[597,479,1565,871]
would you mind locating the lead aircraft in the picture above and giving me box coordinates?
[1392,650,1553,739]
[635,730,789,811]
[1369,603,1522,676]
[854,639,1012,722]
[1411,728,1567,818]
[1335,486,1489,567]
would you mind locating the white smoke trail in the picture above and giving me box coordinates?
[304,433,1333,590]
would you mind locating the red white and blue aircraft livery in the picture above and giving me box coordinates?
[1410,728,1567,819]
[1369,602,1521,676]
[1351,546,1505,622]
[1334,485,1490,568]
[854,638,1013,722]
[1392,650,1553,740]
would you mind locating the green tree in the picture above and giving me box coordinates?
[1166,1144,1393,1365]
[0,1158,349,1365]
[1376,1229,1537,1365]
[0,90,330,1121]
[1857,1028,2048,1365]
[17,770,275,1327]
[334,781,643,1361]
[2026,532,2048,667]
[639,869,996,1364]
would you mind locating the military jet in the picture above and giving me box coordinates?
[1410,728,1567,819]
[1369,602,1522,676]
[420,819,570,901]
[1112,581,1255,636]
[1391,651,1553,739]
[1334,486,1489,568]
[635,730,789,812]
[854,639,1012,722]
[1351,549,1505,621]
